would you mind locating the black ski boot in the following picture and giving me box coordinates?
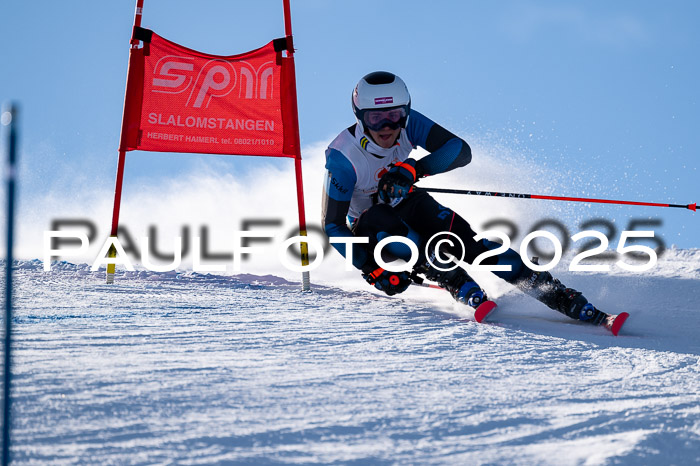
[514,258,606,325]
[414,258,487,308]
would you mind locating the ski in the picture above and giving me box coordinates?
[415,279,626,334]
[473,300,498,323]
[601,312,629,336]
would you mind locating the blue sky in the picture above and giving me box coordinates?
[1,0,698,258]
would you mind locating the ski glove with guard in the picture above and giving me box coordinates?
[377,158,423,207]
[362,264,412,296]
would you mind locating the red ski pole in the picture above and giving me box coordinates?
[420,187,696,212]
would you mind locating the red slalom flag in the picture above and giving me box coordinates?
[121,27,297,158]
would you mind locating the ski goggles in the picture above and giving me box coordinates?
[362,106,408,131]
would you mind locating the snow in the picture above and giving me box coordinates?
[3,250,699,464]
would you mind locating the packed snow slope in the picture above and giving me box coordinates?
[4,249,700,465]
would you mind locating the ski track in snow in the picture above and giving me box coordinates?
[3,256,700,465]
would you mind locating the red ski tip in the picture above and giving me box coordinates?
[474,301,498,323]
[610,312,630,336]
[689,203,697,212]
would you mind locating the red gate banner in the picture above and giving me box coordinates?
[121,27,297,158]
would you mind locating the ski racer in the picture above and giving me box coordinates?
[321,71,608,327]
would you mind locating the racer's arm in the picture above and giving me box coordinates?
[322,148,370,270]
[405,109,472,177]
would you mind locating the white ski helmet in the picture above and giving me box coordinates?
[352,71,411,132]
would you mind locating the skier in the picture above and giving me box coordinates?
[321,71,614,329]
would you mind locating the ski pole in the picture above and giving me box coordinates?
[415,281,443,290]
[419,187,696,212]
[410,272,443,290]
[2,103,19,466]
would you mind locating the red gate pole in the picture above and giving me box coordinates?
[107,0,145,284]
[283,0,311,291]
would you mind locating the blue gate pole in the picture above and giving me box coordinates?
[2,103,19,466]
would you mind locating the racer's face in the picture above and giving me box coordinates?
[367,126,400,149]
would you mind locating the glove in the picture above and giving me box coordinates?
[362,265,412,296]
[377,159,421,207]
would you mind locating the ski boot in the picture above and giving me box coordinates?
[515,257,606,325]
[414,258,487,308]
